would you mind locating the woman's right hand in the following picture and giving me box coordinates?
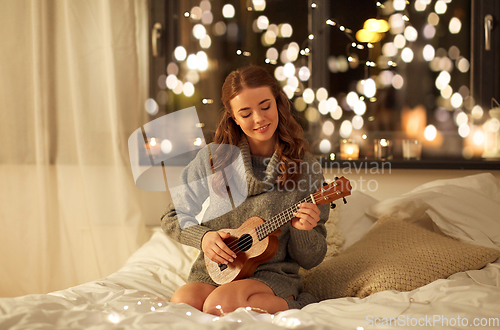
[202,230,237,265]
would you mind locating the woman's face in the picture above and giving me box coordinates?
[230,86,279,149]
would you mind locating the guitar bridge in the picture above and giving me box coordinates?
[218,263,228,271]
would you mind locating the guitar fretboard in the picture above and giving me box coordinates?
[255,195,314,240]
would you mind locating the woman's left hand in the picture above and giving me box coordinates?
[291,203,321,230]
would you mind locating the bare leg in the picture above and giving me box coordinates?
[170,282,217,311]
[203,279,289,315]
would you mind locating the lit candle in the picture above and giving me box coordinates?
[374,138,392,160]
[340,139,360,160]
[402,139,422,160]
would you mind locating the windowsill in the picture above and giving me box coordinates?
[317,158,500,170]
[146,157,500,170]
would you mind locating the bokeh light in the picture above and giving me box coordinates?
[340,120,353,138]
[319,139,332,153]
[322,121,335,135]
[222,4,235,18]
[424,125,437,141]
[174,46,187,61]
[449,17,462,34]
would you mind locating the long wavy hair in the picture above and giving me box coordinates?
[211,65,309,193]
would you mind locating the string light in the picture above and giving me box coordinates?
[252,0,266,11]
[222,4,235,18]
[424,125,437,141]
[108,314,120,324]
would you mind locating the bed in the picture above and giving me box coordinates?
[1,173,499,329]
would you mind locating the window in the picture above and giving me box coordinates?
[147,0,500,168]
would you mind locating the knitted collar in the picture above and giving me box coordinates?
[237,137,280,196]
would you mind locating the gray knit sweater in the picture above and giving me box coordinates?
[160,137,328,299]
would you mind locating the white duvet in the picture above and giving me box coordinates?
[1,173,499,329]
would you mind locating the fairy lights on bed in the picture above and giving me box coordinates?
[108,313,120,323]
[102,297,313,326]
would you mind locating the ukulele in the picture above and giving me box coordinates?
[205,176,352,285]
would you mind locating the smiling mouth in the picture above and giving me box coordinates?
[254,124,270,131]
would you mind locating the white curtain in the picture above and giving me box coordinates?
[0,0,153,297]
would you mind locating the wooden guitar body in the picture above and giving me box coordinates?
[205,176,351,285]
[204,216,280,285]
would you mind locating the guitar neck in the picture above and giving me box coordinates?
[255,195,314,240]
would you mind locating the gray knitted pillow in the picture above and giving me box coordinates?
[302,215,500,300]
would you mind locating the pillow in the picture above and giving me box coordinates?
[324,207,345,258]
[120,228,199,287]
[302,215,500,301]
[336,191,379,251]
[366,173,500,250]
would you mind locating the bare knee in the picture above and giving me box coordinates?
[170,283,216,311]
[170,290,205,310]
[203,289,244,315]
[202,281,258,315]
[202,280,288,315]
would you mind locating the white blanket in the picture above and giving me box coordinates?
[1,174,499,329]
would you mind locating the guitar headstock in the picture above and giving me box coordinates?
[313,176,352,206]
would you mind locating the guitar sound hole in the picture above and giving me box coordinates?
[237,234,253,252]
[218,263,228,271]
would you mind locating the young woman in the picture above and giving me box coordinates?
[161,65,329,316]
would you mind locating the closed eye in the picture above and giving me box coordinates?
[241,113,251,118]
[262,105,270,110]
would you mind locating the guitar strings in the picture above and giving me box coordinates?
[223,196,310,253]
[222,195,312,254]
[223,193,320,254]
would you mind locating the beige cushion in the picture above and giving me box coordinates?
[324,207,345,258]
[302,215,500,300]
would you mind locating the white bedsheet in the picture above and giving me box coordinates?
[1,174,500,329]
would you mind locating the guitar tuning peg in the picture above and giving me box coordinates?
[343,197,347,204]
[330,203,336,209]
[323,181,328,186]
[334,176,339,181]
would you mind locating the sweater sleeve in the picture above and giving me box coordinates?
[160,147,212,250]
[287,155,328,269]
[287,203,328,269]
